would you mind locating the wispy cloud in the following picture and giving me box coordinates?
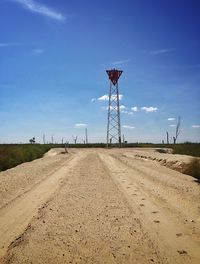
[141,106,158,113]
[100,106,109,111]
[121,110,128,114]
[122,125,135,129]
[75,123,87,128]
[91,98,96,102]
[12,0,66,22]
[114,94,123,101]
[98,95,109,101]
[168,118,175,121]
[98,94,123,101]
[112,59,130,66]
[149,49,171,55]
[32,48,43,55]
[0,42,21,47]
[170,124,176,127]
[192,125,200,128]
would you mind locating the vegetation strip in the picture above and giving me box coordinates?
[0,144,53,171]
[0,144,199,180]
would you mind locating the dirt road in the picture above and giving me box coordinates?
[0,148,199,264]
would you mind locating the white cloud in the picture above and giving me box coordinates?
[75,123,87,128]
[122,125,135,129]
[192,125,200,128]
[120,105,126,110]
[131,106,138,112]
[91,98,96,102]
[12,0,66,22]
[141,106,158,113]
[98,94,123,101]
[150,49,171,55]
[168,118,175,121]
[118,94,123,100]
[170,124,176,127]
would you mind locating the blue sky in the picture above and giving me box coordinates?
[0,0,200,143]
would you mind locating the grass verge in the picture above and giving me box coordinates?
[172,143,200,157]
[0,144,53,172]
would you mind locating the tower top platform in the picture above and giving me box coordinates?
[106,69,123,86]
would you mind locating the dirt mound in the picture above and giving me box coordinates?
[44,148,65,157]
[129,148,194,173]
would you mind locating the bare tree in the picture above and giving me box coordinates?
[173,116,181,144]
[64,141,69,153]
[72,135,78,144]
[85,128,88,144]
[43,133,46,144]
[166,131,169,144]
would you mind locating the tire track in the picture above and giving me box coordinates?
[111,153,200,221]
[0,152,85,258]
[99,152,200,264]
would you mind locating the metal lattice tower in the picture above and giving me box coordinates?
[106,69,123,147]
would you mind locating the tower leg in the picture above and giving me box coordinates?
[106,80,122,147]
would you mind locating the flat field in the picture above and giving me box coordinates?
[0,148,199,264]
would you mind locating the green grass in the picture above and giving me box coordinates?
[123,142,200,157]
[0,144,53,171]
[171,143,200,157]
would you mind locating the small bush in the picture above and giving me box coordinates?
[183,158,200,180]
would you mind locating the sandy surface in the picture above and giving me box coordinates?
[0,148,199,264]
